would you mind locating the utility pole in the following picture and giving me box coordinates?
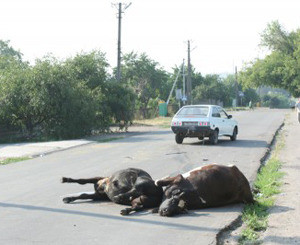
[182,59,186,105]
[187,40,193,105]
[112,2,131,82]
[235,66,239,107]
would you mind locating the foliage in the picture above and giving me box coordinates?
[192,74,230,105]
[0,40,23,61]
[0,44,136,140]
[121,52,169,112]
[240,21,300,97]
[244,88,260,105]
[65,51,109,90]
[0,56,103,138]
[261,93,292,108]
[102,81,136,128]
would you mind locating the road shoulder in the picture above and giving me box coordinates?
[261,113,300,244]
[0,125,161,160]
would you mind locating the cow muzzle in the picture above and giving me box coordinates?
[158,194,186,217]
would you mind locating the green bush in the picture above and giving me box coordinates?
[0,51,136,140]
[262,93,291,108]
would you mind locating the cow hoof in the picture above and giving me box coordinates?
[61,177,69,183]
[63,197,72,203]
[120,208,131,216]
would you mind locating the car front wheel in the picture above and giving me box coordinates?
[175,134,184,144]
[209,130,219,145]
[230,127,237,141]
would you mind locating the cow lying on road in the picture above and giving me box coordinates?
[61,168,163,215]
[155,164,254,216]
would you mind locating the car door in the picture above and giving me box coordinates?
[211,106,226,135]
[218,108,232,135]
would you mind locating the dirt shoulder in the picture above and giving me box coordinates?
[261,113,300,244]
[220,111,300,244]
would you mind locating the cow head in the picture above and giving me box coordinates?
[96,178,109,193]
[159,190,187,216]
[97,174,133,204]
[156,174,190,216]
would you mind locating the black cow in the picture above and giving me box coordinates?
[155,164,254,216]
[61,168,163,215]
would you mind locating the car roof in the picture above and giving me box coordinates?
[180,104,217,108]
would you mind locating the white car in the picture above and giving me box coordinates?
[171,105,238,144]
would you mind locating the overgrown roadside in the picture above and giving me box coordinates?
[0,157,31,165]
[219,112,300,244]
[239,129,285,244]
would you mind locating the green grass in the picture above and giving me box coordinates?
[133,117,172,128]
[0,157,31,165]
[239,133,285,244]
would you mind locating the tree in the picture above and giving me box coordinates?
[0,40,23,61]
[102,81,136,128]
[240,21,300,97]
[121,52,169,114]
[0,46,138,139]
[0,56,103,138]
[65,51,109,90]
[192,74,230,105]
[0,59,30,130]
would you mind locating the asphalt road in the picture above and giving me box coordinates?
[0,108,289,245]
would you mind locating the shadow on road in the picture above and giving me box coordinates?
[187,139,268,148]
[0,202,216,232]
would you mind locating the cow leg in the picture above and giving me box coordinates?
[120,195,149,215]
[155,176,177,187]
[155,174,183,187]
[113,188,140,204]
[63,192,109,203]
[61,177,104,185]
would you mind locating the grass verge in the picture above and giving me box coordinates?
[239,131,285,244]
[0,157,31,165]
[133,117,172,128]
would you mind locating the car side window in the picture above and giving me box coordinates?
[212,107,220,117]
[219,109,228,119]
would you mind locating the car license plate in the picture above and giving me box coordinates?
[183,122,198,126]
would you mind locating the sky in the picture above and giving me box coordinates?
[1,0,300,75]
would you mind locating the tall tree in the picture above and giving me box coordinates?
[240,21,300,97]
[121,52,169,111]
[0,40,23,60]
[192,74,230,105]
[65,51,109,90]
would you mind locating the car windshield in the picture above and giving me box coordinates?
[177,106,209,117]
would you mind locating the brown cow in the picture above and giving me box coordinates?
[155,164,254,216]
